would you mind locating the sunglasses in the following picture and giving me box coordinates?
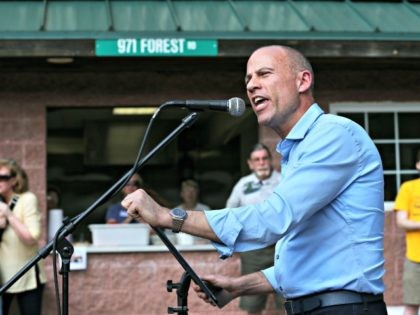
[0,174,13,181]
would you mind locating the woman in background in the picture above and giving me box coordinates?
[0,158,46,315]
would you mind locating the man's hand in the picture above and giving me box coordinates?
[193,274,239,306]
[121,189,170,228]
[193,271,274,306]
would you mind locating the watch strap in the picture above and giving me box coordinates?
[170,208,188,233]
[172,217,184,233]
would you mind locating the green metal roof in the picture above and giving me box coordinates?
[0,0,420,41]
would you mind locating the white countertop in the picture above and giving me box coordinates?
[76,243,216,253]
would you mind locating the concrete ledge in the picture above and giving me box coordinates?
[83,243,216,253]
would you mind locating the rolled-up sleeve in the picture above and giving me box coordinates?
[204,199,286,256]
[262,266,281,293]
[204,208,243,258]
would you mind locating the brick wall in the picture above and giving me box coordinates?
[42,251,282,315]
[0,99,47,242]
[383,212,406,305]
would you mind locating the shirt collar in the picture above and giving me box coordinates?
[286,103,324,140]
[251,172,270,184]
[276,103,324,158]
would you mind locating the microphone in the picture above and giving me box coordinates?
[167,97,246,117]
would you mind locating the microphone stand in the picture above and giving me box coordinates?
[167,271,191,315]
[0,111,232,314]
[55,234,74,315]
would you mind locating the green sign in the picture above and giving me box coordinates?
[95,38,218,56]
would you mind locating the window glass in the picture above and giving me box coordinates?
[384,174,396,202]
[369,113,394,139]
[375,143,395,170]
[399,143,420,170]
[399,112,420,139]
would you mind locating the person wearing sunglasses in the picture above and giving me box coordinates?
[0,158,46,315]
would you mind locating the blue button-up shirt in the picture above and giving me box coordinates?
[205,104,385,298]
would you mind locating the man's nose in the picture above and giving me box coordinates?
[246,77,260,93]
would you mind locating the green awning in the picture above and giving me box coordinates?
[1,0,420,58]
[0,0,419,40]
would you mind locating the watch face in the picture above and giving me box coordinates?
[171,208,186,219]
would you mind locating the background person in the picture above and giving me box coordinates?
[122,45,387,315]
[105,173,144,224]
[394,149,420,315]
[0,158,46,315]
[176,179,210,211]
[175,179,210,245]
[226,143,283,315]
[47,186,61,211]
[106,173,171,224]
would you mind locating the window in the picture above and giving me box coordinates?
[330,102,420,204]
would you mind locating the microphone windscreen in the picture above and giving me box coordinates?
[227,97,246,117]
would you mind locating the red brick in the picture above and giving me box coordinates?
[0,143,23,160]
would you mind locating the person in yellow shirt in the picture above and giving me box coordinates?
[0,158,46,315]
[394,149,420,315]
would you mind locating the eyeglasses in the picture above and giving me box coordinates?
[250,156,270,163]
[0,174,13,181]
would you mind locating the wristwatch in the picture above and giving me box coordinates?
[169,208,188,233]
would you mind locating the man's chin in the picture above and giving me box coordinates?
[257,116,269,126]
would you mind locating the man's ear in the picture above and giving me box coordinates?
[297,70,312,93]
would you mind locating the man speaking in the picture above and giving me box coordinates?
[122,45,387,315]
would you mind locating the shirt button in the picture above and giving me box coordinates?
[276,254,279,260]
